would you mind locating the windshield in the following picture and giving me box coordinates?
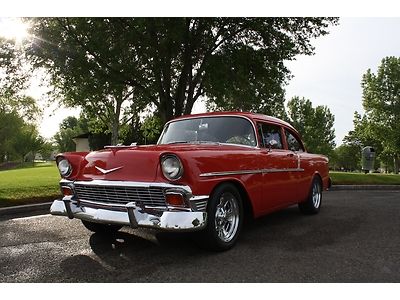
[158,116,257,147]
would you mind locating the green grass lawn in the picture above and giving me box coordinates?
[330,171,400,185]
[0,162,61,207]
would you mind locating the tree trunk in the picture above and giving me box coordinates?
[159,95,174,124]
[111,99,122,145]
[394,155,399,174]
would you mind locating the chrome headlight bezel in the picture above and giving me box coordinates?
[161,154,183,181]
[57,158,72,177]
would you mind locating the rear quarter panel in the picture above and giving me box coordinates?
[300,152,330,191]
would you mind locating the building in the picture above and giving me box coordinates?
[72,133,90,152]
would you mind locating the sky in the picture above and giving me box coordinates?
[284,17,400,146]
[4,17,400,145]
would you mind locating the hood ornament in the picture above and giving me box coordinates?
[95,166,124,174]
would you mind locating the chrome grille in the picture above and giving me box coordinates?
[74,183,167,207]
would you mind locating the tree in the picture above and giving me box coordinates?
[53,114,114,152]
[287,96,336,156]
[0,110,23,162]
[13,124,45,162]
[140,114,163,145]
[27,17,338,144]
[330,144,361,171]
[0,37,29,99]
[0,36,45,163]
[53,116,82,152]
[0,95,42,163]
[342,112,384,170]
[361,56,400,173]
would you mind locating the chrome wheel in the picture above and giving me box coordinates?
[195,183,243,251]
[312,182,321,208]
[299,177,322,215]
[214,192,240,243]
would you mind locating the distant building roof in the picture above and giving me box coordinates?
[73,133,90,139]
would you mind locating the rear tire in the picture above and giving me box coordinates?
[299,177,322,215]
[81,220,122,234]
[195,183,243,251]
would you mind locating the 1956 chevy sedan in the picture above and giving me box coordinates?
[51,112,330,250]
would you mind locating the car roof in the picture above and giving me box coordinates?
[172,111,298,133]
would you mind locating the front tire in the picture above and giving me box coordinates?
[299,177,322,215]
[81,220,122,234]
[196,183,243,251]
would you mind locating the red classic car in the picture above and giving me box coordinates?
[51,112,330,250]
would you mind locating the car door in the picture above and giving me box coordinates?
[256,122,299,213]
[284,128,309,202]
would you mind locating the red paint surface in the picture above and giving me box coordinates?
[57,112,330,218]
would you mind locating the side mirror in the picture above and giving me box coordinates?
[268,139,278,151]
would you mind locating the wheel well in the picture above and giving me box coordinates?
[313,173,323,187]
[211,180,254,220]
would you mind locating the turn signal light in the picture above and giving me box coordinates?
[61,186,73,196]
[165,193,185,207]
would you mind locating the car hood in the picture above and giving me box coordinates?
[73,143,255,182]
[79,146,161,181]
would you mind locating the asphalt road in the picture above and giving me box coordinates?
[0,190,399,283]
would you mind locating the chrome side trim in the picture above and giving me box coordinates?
[266,168,304,173]
[199,168,304,177]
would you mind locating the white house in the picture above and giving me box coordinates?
[72,133,90,152]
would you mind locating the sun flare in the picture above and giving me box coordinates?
[0,18,29,44]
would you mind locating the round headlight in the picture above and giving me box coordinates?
[58,159,72,177]
[161,155,183,180]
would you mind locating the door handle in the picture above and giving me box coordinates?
[287,153,294,157]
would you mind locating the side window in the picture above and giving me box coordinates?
[285,130,304,152]
[258,123,283,149]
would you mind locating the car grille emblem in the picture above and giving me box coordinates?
[95,166,124,174]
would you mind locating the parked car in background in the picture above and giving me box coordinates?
[51,112,330,250]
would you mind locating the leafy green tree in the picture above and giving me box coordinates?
[343,111,383,170]
[13,124,45,162]
[361,56,400,173]
[330,144,361,171]
[287,96,336,156]
[38,141,56,161]
[53,127,78,153]
[0,109,45,163]
[0,37,45,163]
[141,114,163,145]
[0,111,23,162]
[53,114,113,152]
[27,17,338,144]
[53,116,82,153]
[0,37,29,99]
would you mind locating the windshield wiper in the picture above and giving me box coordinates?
[166,141,189,145]
[166,140,221,145]
[194,141,221,145]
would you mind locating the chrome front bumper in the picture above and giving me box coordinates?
[50,197,207,231]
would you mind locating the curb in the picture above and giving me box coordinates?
[330,185,400,191]
[0,202,52,218]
